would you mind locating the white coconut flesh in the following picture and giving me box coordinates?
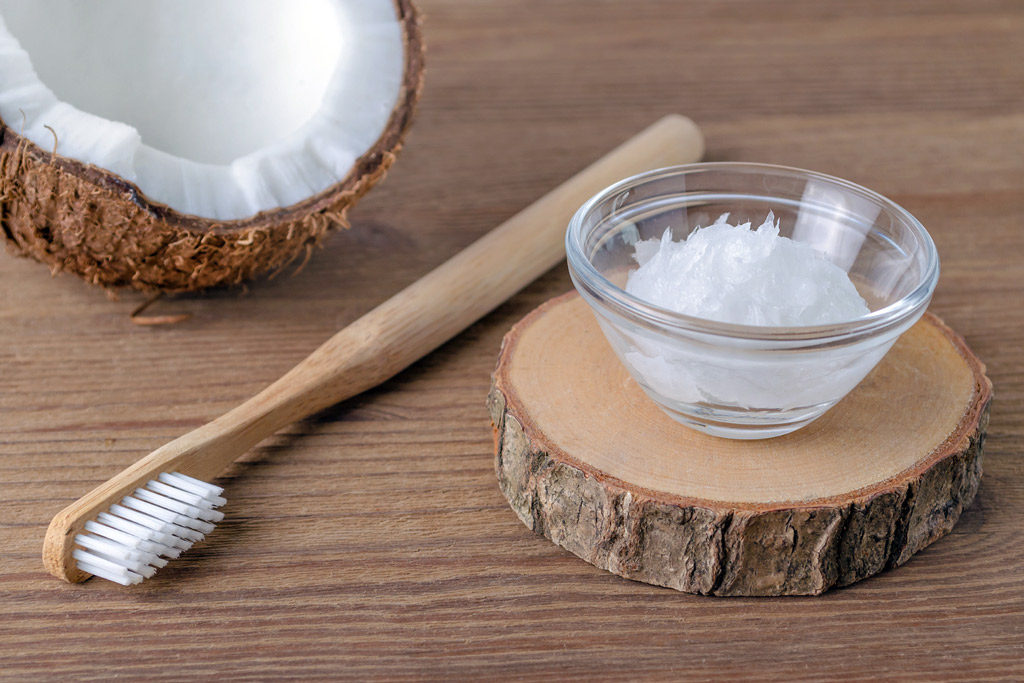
[0,0,405,221]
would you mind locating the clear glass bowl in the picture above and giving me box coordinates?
[566,163,939,439]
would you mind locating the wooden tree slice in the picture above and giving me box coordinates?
[488,292,992,596]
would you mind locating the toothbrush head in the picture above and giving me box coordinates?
[68,472,226,585]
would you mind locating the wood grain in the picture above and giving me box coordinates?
[1,0,1023,679]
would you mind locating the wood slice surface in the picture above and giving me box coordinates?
[488,292,992,596]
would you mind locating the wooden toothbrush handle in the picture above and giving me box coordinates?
[189,114,705,471]
[139,115,704,480]
[45,115,703,582]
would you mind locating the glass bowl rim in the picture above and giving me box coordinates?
[565,161,940,342]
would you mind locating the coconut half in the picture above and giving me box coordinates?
[0,0,423,291]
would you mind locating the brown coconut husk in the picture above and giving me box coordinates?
[0,0,425,292]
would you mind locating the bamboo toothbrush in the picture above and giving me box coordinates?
[43,115,704,584]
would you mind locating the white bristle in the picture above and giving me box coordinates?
[170,472,224,496]
[97,511,186,549]
[86,519,181,558]
[134,487,224,522]
[110,503,205,542]
[81,548,157,578]
[74,472,225,585]
[159,473,226,503]
[75,558,137,586]
[148,480,214,509]
[137,495,218,534]
[72,549,139,580]
[74,533,131,561]
[123,548,169,568]
[120,495,214,533]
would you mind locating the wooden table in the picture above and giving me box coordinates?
[2,1,1022,679]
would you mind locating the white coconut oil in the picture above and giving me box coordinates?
[625,212,870,326]
[616,213,881,413]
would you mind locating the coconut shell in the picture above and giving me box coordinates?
[0,0,424,292]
